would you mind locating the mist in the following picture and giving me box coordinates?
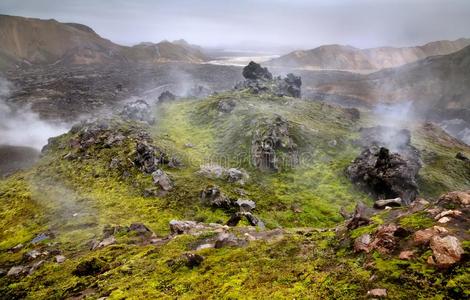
[1,0,470,52]
[0,77,69,150]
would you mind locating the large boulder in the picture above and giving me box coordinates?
[346,146,420,204]
[235,62,302,98]
[119,99,155,124]
[428,235,464,268]
[242,61,273,81]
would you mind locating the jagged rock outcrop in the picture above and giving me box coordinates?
[251,116,298,170]
[158,91,176,102]
[346,146,420,204]
[235,61,302,98]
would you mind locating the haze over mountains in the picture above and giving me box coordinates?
[268,39,470,71]
[0,15,208,69]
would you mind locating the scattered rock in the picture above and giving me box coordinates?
[413,228,436,245]
[201,186,232,208]
[152,169,173,191]
[369,224,399,254]
[56,255,66,263]
[437,191,470,208]
[455,152,469,162]
[119,99,155,124]
[31,232,52,244]
[73,257,108,276]
[374,197,402,209]
[7,266,27,277]
[93,236,116,250]
[182,253,204,268]
[198,164,249,184]
[367,288,387,298]
[226,168,249,184]
[29,260,45,275]
[10,243,24,252]
[158,91,176,102]
[134,142,162,174]
[346,202,371,230]
[169,220,226,235]
[399,250,415,260]
[214,233,247,248]
[429,235,464,268]
[354,234,372,253]
[235,199,256,212]
[217,99,236,113]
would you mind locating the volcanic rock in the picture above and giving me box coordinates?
[346,202,372,230]
[152,169,173,191]
[120,99,155,124]
[242,61,273,81]
[251,115,298,170]
[201,186,232,208]
[158,91,176,102]
[346,146,420,204]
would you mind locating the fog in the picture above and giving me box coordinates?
[1,0,470,52]
[0,77,69,150]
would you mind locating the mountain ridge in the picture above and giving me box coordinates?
[268,38,470,71]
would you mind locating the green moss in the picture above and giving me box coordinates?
[399,211,435,230]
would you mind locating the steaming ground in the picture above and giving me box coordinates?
[0,77,69,176]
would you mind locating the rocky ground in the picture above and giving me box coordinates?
[0,64,469,299]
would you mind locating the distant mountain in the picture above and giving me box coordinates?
[122,40,209,64]
[268,39,470,71]
[305,45,470,121]
[0,15,209,69]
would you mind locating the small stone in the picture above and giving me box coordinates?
[413,228,435,245]
[399,250,415,260]
[93,236,116,250]
[354,234,372,253]
[367,288,387,298]
[7,266,26,277]
[152,169,173,191]
[437,217,451,224]
[235,199,256,211]
[56,255,66,263]
[374,197,402,209]
[434,209,462,220]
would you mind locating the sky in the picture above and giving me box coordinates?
[1,0,470,52]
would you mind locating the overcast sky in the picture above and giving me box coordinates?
[1,0,470,52]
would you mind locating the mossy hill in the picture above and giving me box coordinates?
[0,90,469,299]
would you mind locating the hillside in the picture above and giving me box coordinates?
[0,15,209,69]
[0,67,469,298]
[305,45,470,118]
[268,38,470,71]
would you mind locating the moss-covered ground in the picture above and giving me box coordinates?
[0,91,469,298]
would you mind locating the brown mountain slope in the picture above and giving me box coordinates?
[0,14,123,66]
[268,38,470,71]
[0,15,209,69]
[305,45,470,120]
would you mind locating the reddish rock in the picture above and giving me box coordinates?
[413,228,435,245]
[429,235,464,268]
[399,250,415,260]
[370,224,398,254]
[438,191,470,208]
[354,234,372,253]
